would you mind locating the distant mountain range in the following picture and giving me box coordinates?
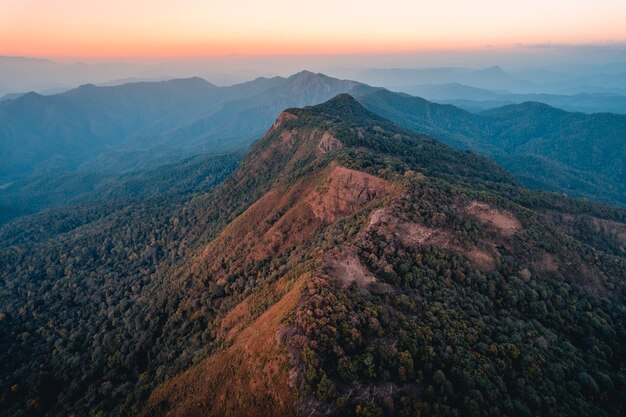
[0,56,266,94]
[0,56,138,94]
[3,55,625,95]
[354,87,626,205]
[351,65,531,91]
[1,71,624,225]
[0,71,361,221]
[0,71,359,181]
[398,82,626,114]
[344,64,626,95]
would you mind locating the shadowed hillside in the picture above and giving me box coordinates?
[0,72,360,222]
[354,87,626,206]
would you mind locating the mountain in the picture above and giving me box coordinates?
[352,66,530,91]
[0,56,143,93]
[2,95,625,417]
[0,77,220,180]
[563,72,626,92]
[400,82,626,114]
[3,70,625,228]
[0,71,359,183]
[147,71,362,152]
[0,92,26,102]
[401,82,505,102]
[0,151,243,224]
[346,64,626,97]
[0,71,360,221]
[354,88,626,206]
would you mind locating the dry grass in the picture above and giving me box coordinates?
[324,246,376,288]
[144,276,307,417]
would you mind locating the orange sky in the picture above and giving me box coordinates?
[1,0,625,58]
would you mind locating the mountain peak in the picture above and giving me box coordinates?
[285,71,361,91]
[286,70,337,87]
[163,76,217,88]
[257,94,515,188]
[293,93,381,123]
[77,83,97,90]
[314,92,363,109]
[481,100,566,117]
[146,90,626,417]
[482,65,504,72]
[288,70,323,80]
[13,91,44,104]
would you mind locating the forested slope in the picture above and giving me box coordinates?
[1,95,625,417]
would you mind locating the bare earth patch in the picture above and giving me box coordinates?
[535,252,559,273]
[268,111,298,134]
[588,217,626,247]
[306,166,391,223]
[317,131,343,154]
[466,201,522,236]
[192,165,391,286]
[324,246,376,288]
[278,129,298,147]
[368,207,498,272]
[464,248,497,271]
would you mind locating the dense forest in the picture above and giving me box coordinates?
[292,178,626,416]
[354,87,626,206]
[0,151,243,224]
[1,94,625,417]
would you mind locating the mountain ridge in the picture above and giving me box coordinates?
[1,70,625,230]
[140,95,626,417]
[2,95,626,416]
[355,87,626,205]
[401,82,626,114]
[0,72,361,222]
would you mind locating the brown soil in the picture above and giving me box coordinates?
[187,162,392,312]
[463,248,497,271]
[144,276,306,417]
[217,294,252,342]
[218,277,298,342]
[466,201,522,236]
[249,165,392,261]
[588,217,626,246]
[368,207,498,271]
[268,111,298,135]
[316,131,343,154]
[535,252,559,273]
[324,246,376,288]
[306,166,391,223]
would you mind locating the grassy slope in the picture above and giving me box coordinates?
[144,96,626,417]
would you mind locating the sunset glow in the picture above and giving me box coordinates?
[2,0,626,58]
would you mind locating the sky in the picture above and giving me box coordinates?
[1,0,626,58]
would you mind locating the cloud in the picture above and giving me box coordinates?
[514,41,626,50]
